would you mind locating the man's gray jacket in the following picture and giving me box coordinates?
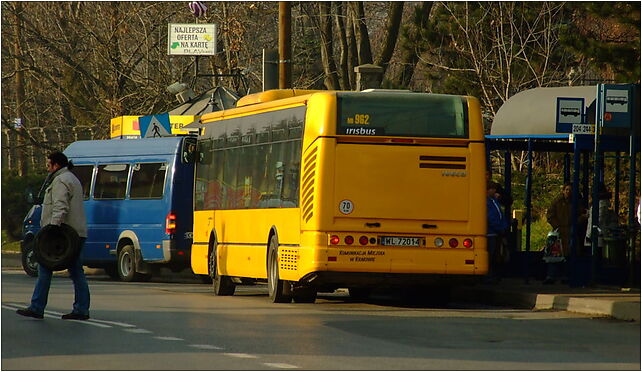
[40,167,88,237]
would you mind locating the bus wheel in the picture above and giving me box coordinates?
[209,245,235,295]
[21,240,38,277]
[292,286,316,303]
[117,245,138,282]
[267,235,292,303]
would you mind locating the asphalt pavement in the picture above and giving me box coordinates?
[3,251,639,322]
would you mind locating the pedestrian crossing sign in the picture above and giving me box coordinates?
[139,113,172,138]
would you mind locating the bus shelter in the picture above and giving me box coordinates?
[485,85,640,287]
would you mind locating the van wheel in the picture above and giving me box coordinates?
[21,239,38,277]
[117,245,138,282]
[209,243,235,295]
[267,235,292,303]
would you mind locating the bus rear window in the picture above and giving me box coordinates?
[336,92,468,138]
[130,163,167,199]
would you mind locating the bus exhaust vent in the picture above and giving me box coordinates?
[419,155,466,170]
[301,145,318,223]
[280,248,298,271]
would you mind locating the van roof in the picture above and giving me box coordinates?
[64,137,187,159]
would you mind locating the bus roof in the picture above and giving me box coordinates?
[64,136,188,159]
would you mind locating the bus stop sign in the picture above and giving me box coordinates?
[598,84,633,129]
[556,97,584,133]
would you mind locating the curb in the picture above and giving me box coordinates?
[454,286,640,322]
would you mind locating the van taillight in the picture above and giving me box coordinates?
[166,212,177,234]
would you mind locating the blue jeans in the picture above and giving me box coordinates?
[29,238,90,316]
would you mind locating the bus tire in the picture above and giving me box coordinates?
[267,235,292,303]
[117,245,139,282]
[209,243,235,295]
[21,238,38,277]
[292,286,316,303]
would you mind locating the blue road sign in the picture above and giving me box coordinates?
[139,113,172,138]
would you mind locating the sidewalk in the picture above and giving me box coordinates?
[3,251,639,321]
[453,278,640,322]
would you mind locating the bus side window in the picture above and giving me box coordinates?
[70,165,95,200]
[130,163,167,199]
[94,164,129,200]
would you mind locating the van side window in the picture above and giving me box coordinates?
[130,163,167,199]
[70,165,94,200]
[94,164,129,199]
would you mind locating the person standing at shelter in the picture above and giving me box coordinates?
[16,152,91,320]
[487,181,509,282]
[486,170,513,208]
[546,183,587,257]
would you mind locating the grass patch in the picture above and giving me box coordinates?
[1,230,21,253]
[519,217,550,252]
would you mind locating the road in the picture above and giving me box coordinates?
[2,269,640,370]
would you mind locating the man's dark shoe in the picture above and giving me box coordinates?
[16,308,44,319]
[61,312,89,320]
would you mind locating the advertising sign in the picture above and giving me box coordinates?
[168,23,216,56]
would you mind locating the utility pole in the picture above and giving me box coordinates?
[278,2,291,89]
[14,2,27,176]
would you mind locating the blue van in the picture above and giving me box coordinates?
[21,136,197,282]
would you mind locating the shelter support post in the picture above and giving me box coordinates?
[524,139,533,284]
[627,134,638,287]
[614,152,621,215]
[570,145,582,287]
[564,153,571,184]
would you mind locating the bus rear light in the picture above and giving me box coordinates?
[434,238,444,247]
[359,236,368,245]
[165,212,177,234]
[463,239,473,248]
[177,251,185,256]
[330,235,340,245]
[345,235,354,245]
[448,238,458,248]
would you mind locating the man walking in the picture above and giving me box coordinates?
[17,151,90,320]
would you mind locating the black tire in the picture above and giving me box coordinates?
[348,287,371,301]
[267,235,292,303]
[209,241,235,295]
[292,286,317,303]
[103,264,120,280]
[21,238,38,277]
[33,224,80,271]
[117,245,138,282]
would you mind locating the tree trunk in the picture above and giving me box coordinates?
[346,4,359,89]
[395,2,432,88]
[374,2,404,77]
[14,2,27,176]
[350,2,373,65]
[318,2,340,90]
[334,2,350,90]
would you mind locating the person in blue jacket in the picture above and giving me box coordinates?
[487,181,509,282]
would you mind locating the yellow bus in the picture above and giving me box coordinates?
[191,89,487,303]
